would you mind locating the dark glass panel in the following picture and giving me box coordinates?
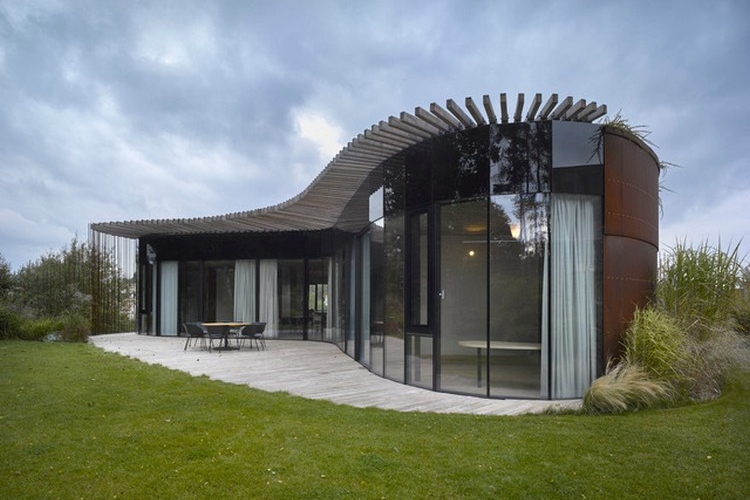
[404,143,432,209]
[552,121,602,168]
[277,259,305,339]
[179,261,202,324]
[383,154,405,218]
[408,212,429,326]
[552,165,604,195]
[203,261,234,322]
[490,122,551,195]
[432,127,489,202]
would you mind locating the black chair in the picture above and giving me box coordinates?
[183,322,207,351]
[205,324,231,353]
[239,322,267,350]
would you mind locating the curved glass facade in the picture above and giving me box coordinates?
[355,121,605,399]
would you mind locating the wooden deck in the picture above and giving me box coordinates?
[90,332,580,416]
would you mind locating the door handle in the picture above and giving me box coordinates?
[438,290,445,300]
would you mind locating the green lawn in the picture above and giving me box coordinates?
[1,341,748,499]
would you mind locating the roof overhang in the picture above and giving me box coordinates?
[90,93,606,239]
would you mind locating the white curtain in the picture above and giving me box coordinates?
[159,261,179,336]
[259,259,278,338]
[540,237,550,397]
[551,195,597,398]
[234,260,256,323]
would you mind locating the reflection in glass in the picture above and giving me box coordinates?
[180,261,202,324]
[407,334,433,389]
[383,214,405,382]
[409,212,429,326]
[278,259,305,339]
[552,121,602,168]
[438,200,488,396]
[488,194,547,398]
[369,223,385,376]
[203,261,235,322]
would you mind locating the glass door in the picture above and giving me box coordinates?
[405,211,433,389]
[437,200,488,396]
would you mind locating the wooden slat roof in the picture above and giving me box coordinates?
[91,92,606,239]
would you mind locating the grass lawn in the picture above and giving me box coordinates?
[1,340,749,499]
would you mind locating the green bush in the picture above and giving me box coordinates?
[19,317,66,341]
[0,305,23,339]
[59,312,90,342]
[583,362,670,413]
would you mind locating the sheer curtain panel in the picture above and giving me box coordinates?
[259,259,279,338]
[159,261,179,336]
[234,260,256,323]
[551,195,598,398]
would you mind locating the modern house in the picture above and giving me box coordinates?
[90,92,660,400]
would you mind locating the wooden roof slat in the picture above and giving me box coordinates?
[576,102,598,122]
[586,104,608,121]
[500,93,509,123]
[564,99,587,120]
[446,98,475,128]
[465,97,487,126]
[513,93,525,122]
[551,96,574,120]
[482,95,497,124]
[526,93,542,121]
[429,102,462,129]
[539,93,558,119]
[414,106,452,132]
[399,111,441,135]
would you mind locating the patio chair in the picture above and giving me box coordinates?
[183,322,207,351]
[239,322,267,350]
[205,324,231,353]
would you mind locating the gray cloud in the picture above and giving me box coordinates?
[1,0,748,269]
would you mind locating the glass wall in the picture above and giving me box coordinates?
[203,261,235,322]
[278,259,305,339]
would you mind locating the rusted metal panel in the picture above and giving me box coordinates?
[604,132,660,246]
[602,235,658,364]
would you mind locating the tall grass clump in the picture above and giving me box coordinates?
[622,307,692,399]
[583,362,670,414]
[658,240,744,336]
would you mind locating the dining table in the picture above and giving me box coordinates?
[201,322,250,350]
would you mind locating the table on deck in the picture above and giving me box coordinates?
[201,322,249,350]
[457,340,542,387]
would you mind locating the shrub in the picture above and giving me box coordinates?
[583,362,671,414]
[0,305,23,339]
[60,312,90,342]
[684,326,750,401]
[19,317,66,341]
[622,307,692,398]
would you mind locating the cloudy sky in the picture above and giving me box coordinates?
[1,0,748,270]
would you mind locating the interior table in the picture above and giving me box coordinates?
[457,340,542,387]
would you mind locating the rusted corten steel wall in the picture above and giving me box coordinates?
[602,129,660,366]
